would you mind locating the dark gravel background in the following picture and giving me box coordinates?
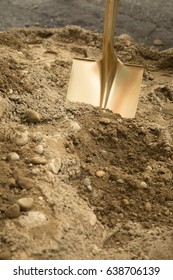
[0,0,173,48]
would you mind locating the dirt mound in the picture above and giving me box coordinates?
[0,26,173,260]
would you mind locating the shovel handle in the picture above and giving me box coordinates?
[102,0,119,58]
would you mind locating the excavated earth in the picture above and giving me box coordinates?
[0,26,173,260]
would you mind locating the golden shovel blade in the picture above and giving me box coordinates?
[67,57,143,118]
[67,0,143,118]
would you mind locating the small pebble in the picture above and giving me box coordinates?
[5,204,20,219]
[35,145,44,155]
[48,158,61,174]
[153,39,164,46]
[164,210,170,216]
[117,179,124,184]
[7,152,20,161]
[70,121,81,132]
[15,131,29,146]
[146,165,152,171]
[99,118,111,125]
[89,212,97,226]
[30,156,47,165]
[119,33,134,42]
[87,185,93,192]
[144,202,152,212]
[17,197,34,211]
[17,177,34,190]
[122,198,129,206]
[96,170,106,178]
[140,181,148,188]
[25,110,41,123]
[82,177,91,187]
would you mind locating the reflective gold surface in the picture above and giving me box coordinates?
[67,0,143,118]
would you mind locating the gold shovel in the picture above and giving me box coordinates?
[67,0,143,118]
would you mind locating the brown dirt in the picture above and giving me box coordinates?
[0,26,173,260]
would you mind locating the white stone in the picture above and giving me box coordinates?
[15,131,29,146]
[7,152,20,161]
[48,158,61,175]
[140,181,148,188]
[70,121,81,132]
[83,177,91,187]
[35,145,44,155]
[87,185,93,192]
[89,212,97,226]
[18,211,47,227]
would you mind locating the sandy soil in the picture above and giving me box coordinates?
[0,26,173,260]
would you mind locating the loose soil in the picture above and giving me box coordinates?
[0,26,173,260]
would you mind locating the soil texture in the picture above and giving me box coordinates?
[0,26,173,260]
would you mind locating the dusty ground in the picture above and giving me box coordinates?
[0,26,173,260]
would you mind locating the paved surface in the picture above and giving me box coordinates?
[0,0,172,48]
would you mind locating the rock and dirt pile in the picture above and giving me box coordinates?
[0,26,173,260]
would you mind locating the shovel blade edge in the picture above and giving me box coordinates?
[107,60,144,118]
[67,58,101,107]
[67,58,143,118]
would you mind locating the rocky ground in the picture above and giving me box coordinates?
[0,26,173,260]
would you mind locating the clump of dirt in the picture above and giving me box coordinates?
[0,26,173,260]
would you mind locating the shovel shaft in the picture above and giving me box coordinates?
[100,0,119,108]
[102,0,119,57]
